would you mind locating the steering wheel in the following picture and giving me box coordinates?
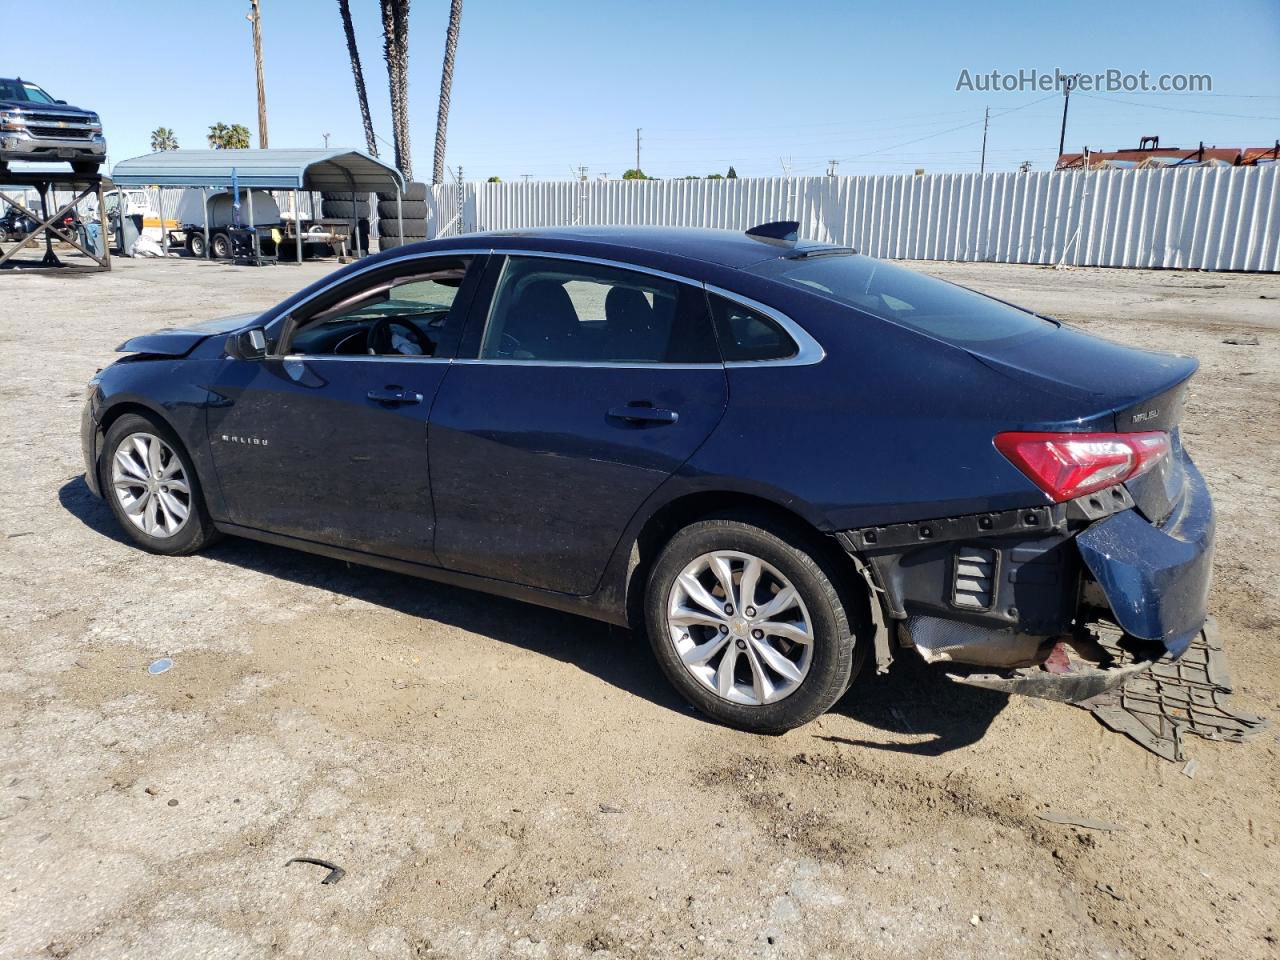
[367,316,432,356]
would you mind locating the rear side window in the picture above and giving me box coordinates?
[750,254,1053,346]
[709,295,797,362]
[480,256,718,364]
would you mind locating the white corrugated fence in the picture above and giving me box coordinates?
[431,166,1279,272]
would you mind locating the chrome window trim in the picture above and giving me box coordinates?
[703,284,826,368]
[281,354,453,364]
[485,249,701,288]
[451,359,722,370]
[263,245,824,370]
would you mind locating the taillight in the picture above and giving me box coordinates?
[994,431,1170,503]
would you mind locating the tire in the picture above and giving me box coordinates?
[71,160,101,176]
[186,232,207,258]
[644,516,859,734]
[100,412,218,556]
[379,181,427,203]
[320,199,371,218]
[376,199,428,219]
[378,218,426,239]
[210,232,231,259]
[377,236,407,251]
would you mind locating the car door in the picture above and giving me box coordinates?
[428,253,729,595]
[207,253,485,564]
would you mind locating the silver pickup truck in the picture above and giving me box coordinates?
[0,77,105,177]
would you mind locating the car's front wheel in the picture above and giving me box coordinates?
[645,516,860,734]
[101,413,218,556]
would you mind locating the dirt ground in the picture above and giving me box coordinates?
[1,254,1277,960]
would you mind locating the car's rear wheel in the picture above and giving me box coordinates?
[101,413,217,556]
[210,232,230,259]
[645,517,859,734]
[187,231,208,258]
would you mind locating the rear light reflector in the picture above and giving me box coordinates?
[994,431,1170,503]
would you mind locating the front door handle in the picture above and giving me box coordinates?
[607,404,679,425]
[367,386,423,405]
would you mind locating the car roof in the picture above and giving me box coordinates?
[444,226,812,270]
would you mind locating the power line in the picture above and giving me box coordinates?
[1075,92,1280,121]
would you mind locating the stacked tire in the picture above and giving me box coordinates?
[375,181,428,252]
[319,192,371,256]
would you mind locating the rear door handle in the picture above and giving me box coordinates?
[367,386,423,405]
[608,404,679,424]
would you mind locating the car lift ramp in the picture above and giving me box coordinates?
[0,169,111,273]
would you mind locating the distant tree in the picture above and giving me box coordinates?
[380,0,414,180]
[207,123,251,149]
[726,166,738,179]
[706,173,723,179]
[622,168,648,180]
[150,127,179,151]
[679,175,700,179]
[486,175,501,182]
[338,0,379,157]
[432,0,464,185]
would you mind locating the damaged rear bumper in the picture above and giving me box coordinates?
[837,451,1214,697]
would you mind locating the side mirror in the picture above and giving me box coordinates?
[226,327,269,361]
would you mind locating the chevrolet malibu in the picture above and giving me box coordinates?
[81,224,1213,733]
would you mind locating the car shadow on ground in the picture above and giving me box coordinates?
[59,476,689,716]
[826,654,1010,756]
[60,475,1009,751]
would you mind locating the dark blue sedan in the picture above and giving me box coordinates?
[81,223,1214,733]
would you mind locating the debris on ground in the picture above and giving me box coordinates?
[285,857,345,885]
[1182,759,1201,779]
[1078,625,1270,762]
[1222,335,1260,345]
[1096,882,1126,901]
[147,658,173,675]
[1038,811,1125,832]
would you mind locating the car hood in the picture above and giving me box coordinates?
[0,99,94,115]
[116,312,261,356]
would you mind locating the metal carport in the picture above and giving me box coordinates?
[110,148,406,264]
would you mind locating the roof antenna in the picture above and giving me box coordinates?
[745,220,800,242]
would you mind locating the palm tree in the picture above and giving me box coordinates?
[380,0,413,180]
[432,0,463,185]
[337,0,378,157]
[150,127,179,151]
[207,123,251,149]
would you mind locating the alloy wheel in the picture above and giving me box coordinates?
[666,550,814,706]
[111,432,192,539]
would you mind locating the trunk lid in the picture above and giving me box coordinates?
[966,324,1197,523]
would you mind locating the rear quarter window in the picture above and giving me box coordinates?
[709,295,797,362]
[750,255,1053,346]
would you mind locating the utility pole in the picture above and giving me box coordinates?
[979,106,989,174]
[1057,75,1077,163]
[248,0,268,148]
[322,132,330,149]
[520,174,532,183]
[827,159,839,177]
[635,128,641,173]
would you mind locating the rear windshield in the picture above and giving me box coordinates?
[749,254,1054,346]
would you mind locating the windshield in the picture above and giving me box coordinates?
[750,254,1054,346]
[0,79,57,104]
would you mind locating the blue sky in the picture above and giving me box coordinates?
[9,0,1279,181]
